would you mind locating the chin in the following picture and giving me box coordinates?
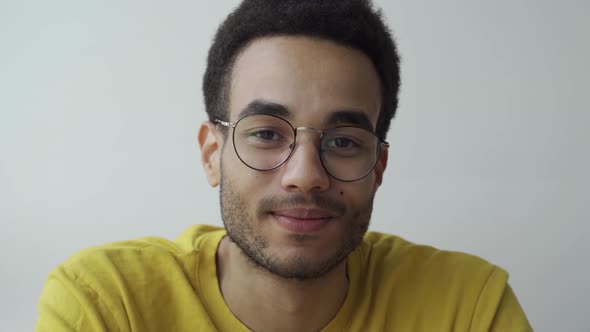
[262,249,347,280]
[260,235,351,279]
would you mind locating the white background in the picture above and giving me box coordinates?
[1,1,589,331]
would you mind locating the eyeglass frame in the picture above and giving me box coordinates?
[214,114,390,182]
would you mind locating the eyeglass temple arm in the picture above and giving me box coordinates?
[214,119,235,128]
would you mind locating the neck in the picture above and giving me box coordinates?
[216,237,349,332]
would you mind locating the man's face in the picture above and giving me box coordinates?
[205,36,386,279]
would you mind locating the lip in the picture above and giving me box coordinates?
[271,208,335,233]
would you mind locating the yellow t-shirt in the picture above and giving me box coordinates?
[36,225,532,331]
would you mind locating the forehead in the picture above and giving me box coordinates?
[228,36,381,129]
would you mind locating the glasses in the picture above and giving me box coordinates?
[215,114,389,182]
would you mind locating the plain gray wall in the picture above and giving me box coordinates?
[1,1,588,331]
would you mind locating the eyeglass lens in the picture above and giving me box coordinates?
[232,114,381,181]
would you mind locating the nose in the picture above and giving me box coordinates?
[280,131,330,193]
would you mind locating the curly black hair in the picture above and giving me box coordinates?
[202,0,400,140]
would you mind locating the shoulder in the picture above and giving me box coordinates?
[60,225,221,277]
[360,231,505,283]
[358,231,508,318]
[36,225,225,330]
[64,225,222,266]
[347,233,529,330]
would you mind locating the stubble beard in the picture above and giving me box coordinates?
[219,165,374,280]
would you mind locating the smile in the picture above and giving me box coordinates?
[271,208,335,233]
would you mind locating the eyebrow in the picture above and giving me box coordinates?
[237,99,374,132]
[325,110,374,132]
[237,100,291,119]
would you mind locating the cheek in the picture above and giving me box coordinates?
[338,181,376,205]
[222,151,277,200]
[223,142,267,178]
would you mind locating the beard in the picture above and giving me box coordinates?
[219,165,375,280]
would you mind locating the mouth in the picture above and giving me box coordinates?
[270,208,336,233]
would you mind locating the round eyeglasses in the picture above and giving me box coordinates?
[215,114,389,182]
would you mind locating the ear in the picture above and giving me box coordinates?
[373,147,388,192]
[198,121,223,187]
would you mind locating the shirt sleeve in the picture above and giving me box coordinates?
[488,284,533,332]
[35,266,120,332]
[469,265,533,332]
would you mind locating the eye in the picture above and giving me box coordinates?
[322,129,372,158]
[326,136,359,149]
[241,127,291,149]
[253,129,280,141]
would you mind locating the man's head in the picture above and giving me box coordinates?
[203,0,400,140]
[199,0,400,280]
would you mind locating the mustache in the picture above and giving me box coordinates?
[258,194,346,216]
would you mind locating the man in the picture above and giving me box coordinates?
[36,0,532,331]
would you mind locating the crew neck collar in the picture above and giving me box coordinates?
[196,229,365,331]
